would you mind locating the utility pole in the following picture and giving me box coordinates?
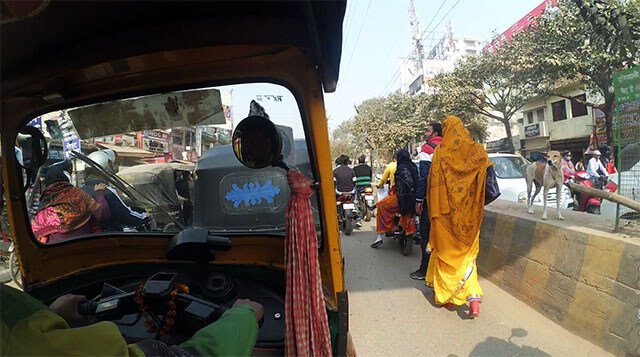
[408,0,424,78]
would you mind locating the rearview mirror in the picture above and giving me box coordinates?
[232,116,283,169]
[16,126,48,182]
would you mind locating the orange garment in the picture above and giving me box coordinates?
[375,187,416,235]
[426,115,492,305]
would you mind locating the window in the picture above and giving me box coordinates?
[527,111,534,124]
[536,108,545,122]
[21,82,318,244]
[552,100,567,121]
[571,94,588,117]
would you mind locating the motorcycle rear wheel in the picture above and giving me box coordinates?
[400,235,413,256]
[344,217,353,236]
[9,252,22,289]
[363,207,371,222]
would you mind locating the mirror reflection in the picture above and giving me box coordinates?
[232,115,283,169]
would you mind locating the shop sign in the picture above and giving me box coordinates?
[613,66,640,148]
[144,130,171,141]
[524,123,541,138]
[143,137,169,153]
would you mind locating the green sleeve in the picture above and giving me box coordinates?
[1,285,142,356]
[180,305,259,357]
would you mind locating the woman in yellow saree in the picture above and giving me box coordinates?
[425,115,492,318]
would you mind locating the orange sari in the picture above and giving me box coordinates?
[426,115,492,305]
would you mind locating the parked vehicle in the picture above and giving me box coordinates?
[488,153,572,209]
[570,171,617,215]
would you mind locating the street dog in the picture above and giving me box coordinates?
[525,150,565,220]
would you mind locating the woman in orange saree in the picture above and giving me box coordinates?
[425,115,492,318]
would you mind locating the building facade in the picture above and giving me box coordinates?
[518,84,602,162]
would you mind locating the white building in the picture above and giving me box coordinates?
[400,22,485,95]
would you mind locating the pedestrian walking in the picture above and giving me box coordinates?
[410,121,442,280]
[425,115,492,318]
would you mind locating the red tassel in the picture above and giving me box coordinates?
[284,170,332,356]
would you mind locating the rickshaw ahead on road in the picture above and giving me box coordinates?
[117,162,195,231]
[1,1,353,355]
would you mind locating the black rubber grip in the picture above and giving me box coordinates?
[77,301,97,315]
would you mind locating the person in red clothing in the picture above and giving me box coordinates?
[421,122,443,155]
[606,154,617,174]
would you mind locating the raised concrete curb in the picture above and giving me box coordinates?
[478,200,639,357]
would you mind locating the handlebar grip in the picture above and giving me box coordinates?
[77,301,97,315]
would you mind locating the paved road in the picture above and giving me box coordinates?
[342,221,612,357]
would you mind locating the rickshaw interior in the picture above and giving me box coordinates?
[1,1,347,354]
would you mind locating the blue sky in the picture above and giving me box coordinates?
[324,0,545,131]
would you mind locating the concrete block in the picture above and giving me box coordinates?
[540,271,577,323]
[579,235,625,293]
[491,214,514,252]
[565,282,611,347]
[478,244,508,283]
[528,224,561,267]
[520,259,551,311]
[508,217,537,258]
[616,242,640,290]
[552,232,587,281]
[501,255,528,295]
[605,295,640,357]
[480,211,497,244]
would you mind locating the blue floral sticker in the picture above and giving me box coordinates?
[225,180,281,208]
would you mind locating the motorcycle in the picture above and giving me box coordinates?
[0,233,21,288]
[336,190,356,236]
[569,171,617,215]
[357,186,376,222]
[383,214,414,256]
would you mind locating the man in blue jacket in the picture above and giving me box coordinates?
[409,122,442,280]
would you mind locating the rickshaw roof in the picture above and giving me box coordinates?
[117,163,193,182]
[1,0,346,94]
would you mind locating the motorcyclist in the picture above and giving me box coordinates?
[561,150,575,183]
[586,150,608,187]
[333,155,355,193]
[81,149,149,230]
[353,155,372,191]
[333,155,359,227]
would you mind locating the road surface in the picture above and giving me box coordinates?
[342,221,612,357]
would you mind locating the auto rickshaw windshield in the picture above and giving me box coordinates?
[22,82,319,244]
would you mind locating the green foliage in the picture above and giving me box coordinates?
[501,0,640,143]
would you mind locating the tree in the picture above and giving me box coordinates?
[428,50,534,153]
[501,0,640,145]
[329,119,359,162]
[350,93,429,153]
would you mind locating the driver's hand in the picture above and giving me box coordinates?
[94,183,108,192]
[233,299,264,322]
[50,294,87,325]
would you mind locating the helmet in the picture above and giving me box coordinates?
[87,149,116,172]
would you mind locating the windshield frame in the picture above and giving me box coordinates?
[17,78,326,246]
